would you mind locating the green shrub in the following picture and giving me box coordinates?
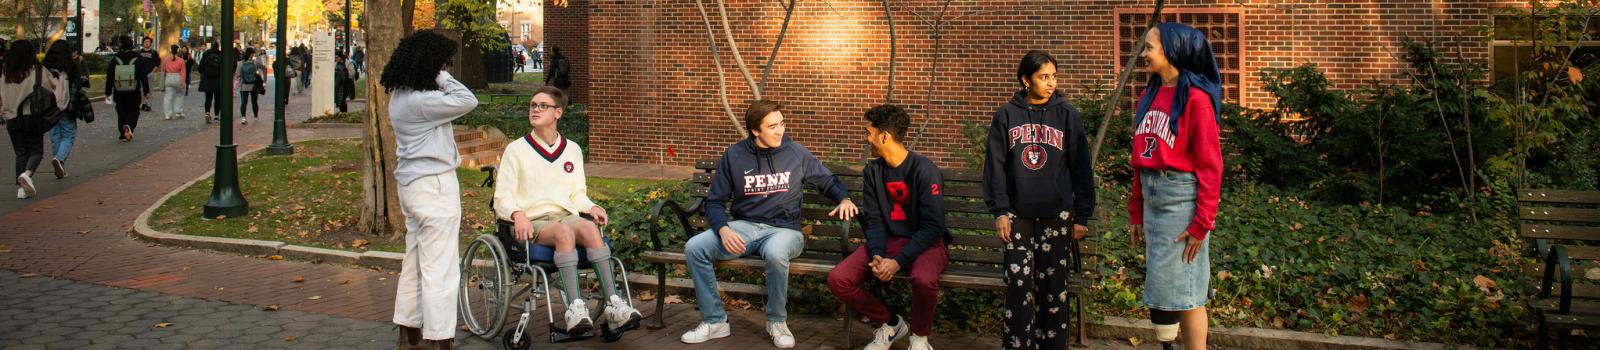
[83,52,111,76]
[455,103,589,156]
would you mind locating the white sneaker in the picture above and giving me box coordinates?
[603,295,642,329]
[767,321,795,349]
[16,187,26,199]
[17,173,35,198]
[679,322,730,344]
[563,299,592,334]
[864,315,908,350]
[909,335,933,350]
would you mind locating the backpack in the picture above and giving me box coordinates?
[201,52,221,77]
[113,56,139,92]
[18,66,62,124]
[241,61,261,84]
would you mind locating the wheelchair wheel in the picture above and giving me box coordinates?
[459,234,511,339]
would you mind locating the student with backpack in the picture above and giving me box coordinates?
[42,43,91,180]
[106,35,149,142]
[2,40,69,199]
[198,42,223,123]
[137,36,159,113]
[235,48,263,124]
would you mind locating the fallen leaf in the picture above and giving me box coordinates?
[263,304,280,311]
[1473,275,1498,294]
[1570,66,1584,83]
[351,239,369,248]
[664,295,683,305]
[153,322,172,328]
[18,273,38,278]
[637,289,656,302]
[291,276,305,283]
[1217,270,1231,281]
[1348,294,1371,312]
[76,230,90,235]
[470,223,486,230]
[1128,337,1142,347]
[284,336,297,342]
[246,226,259,233]
[378,277,387,281]
[307,295,322,300]
[1586,267,1600,281]
[268,255,284,261]
[340,279,351,285]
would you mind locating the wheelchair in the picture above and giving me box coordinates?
[458,166,641,350]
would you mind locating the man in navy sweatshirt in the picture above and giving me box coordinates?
[679,100,859,349]
[827,104,948,350]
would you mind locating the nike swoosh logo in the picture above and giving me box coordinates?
[744,169,753,175]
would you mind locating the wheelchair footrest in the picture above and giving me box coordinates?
[548,324,596,343]
[600,319,641,343]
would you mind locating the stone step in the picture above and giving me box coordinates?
[456,137,505,155]
[460,149,503,169]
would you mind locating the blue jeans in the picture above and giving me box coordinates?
[48,118,76,162]
[684,220,804,323]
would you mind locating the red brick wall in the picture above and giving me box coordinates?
[583,0,1521,169]
[544,0,591,104]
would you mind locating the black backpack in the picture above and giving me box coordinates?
[18,66,62,125]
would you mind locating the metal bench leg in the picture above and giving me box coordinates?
[1538,311,1548,350]
[1074,293,1088,348]
[844,307,854,349]
[652,262,668,330]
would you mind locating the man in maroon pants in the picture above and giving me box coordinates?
[827,104,949,350]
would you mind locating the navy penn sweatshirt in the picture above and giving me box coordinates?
[706,136,851,236]
[861,152,949,267]
[982,90,1096,225]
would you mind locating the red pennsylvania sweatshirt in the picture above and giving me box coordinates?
[1128,86,1223,240]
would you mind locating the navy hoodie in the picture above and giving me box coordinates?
[706,136,851,235]
[983,90,1096,225]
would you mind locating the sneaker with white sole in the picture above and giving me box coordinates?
[767,321,795,349]
[679,322,730,344]
[603,295,642,329]
[16,187,26,199]
[17,173,35,198]
[563,299,592,334]
[51,159,66,179]
[908,334,933,350]
[863,315,908,350]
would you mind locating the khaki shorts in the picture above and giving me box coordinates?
[521,212,588,242]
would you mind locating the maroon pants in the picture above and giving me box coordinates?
[826,237,949,336]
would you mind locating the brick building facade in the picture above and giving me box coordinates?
[548,0,1524,169]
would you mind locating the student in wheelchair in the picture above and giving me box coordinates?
[492,86,643,336]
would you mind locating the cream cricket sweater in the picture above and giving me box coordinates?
[493,132,598,221]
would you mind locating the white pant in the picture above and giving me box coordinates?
[162,74,184,118]
[393,172,463,340]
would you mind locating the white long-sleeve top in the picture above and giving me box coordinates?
[389,70,480,185]
[0,68,69,121]
[493,132,597,221]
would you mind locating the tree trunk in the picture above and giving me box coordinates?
[358,0,407,239]
[401,0,417,34]
[147,0,185,50]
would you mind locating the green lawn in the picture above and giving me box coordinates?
[87,74,105,99]
[151,139,669,254]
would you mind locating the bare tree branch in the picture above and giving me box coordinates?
[909,0,954,148]
[715,0,762,99]
[760,0,799,94]
[882,0,896,104]
[696,0,748,138]
[1089,0,1165,168]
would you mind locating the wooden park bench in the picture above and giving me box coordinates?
[642,159,1102,347]
[1517,189,1600,349]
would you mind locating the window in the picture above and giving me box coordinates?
[521,23,531,34]
[1490,14,1600,93]
[1115,9,1245,105]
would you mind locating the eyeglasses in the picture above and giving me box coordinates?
[529,103,560,112]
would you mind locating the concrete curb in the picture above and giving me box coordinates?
[131,139,1470,350]
[131,136,404,271]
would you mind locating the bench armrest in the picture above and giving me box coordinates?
[647,198,702,251]
[838,219,854,260]
[1538,245,1574,314]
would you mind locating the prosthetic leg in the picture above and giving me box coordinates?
[1152,309,1181,350]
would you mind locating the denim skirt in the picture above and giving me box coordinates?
[1139,170,1211,311]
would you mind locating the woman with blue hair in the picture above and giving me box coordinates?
[1127,22,1224,350]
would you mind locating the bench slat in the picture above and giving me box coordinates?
[1529,298,1600,315]
[639,251,1009,291]
[1519,189,1600,205]
[806,193,993,215]
[1544,313,1600,330]
[695,160,717,170]
[1520,224,1600,242]
[1519,206,1600,224]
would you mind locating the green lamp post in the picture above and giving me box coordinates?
[266,0,293,155]
[203,0,249,219]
